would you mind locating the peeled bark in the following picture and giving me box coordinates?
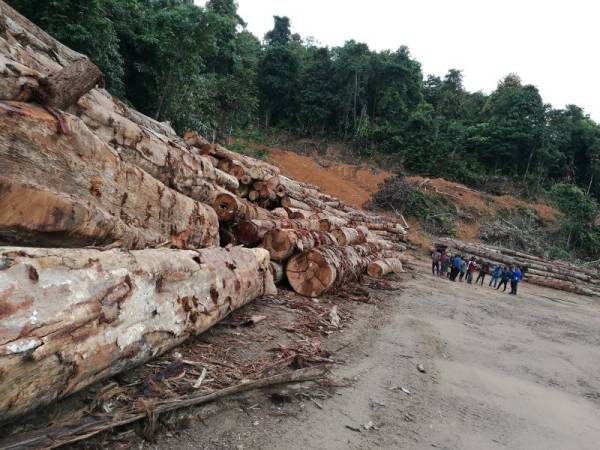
[367,258,405,278]
[331,227,367,246]
[0,101,219,249]
[0,246,275,421]
[0,54,40,102]
[262,228,338,262]
[235,218,320,247]
[286,244,378,297]
[35,58,103,109]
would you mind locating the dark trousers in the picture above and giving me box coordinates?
[466,271,474,284]
[497,279,509,291]
[459,271,466,281]
[449,267,459,281]
[510,280,518,295]
[476,273,485,285]
[432,261,440,275]
[489,276,499,288]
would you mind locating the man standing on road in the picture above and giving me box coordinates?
[476,261,489,285]
[489,264,501,288]
[466,257,477,284]
[431,249,441,275]
[440,252,449,278]
[459,258,468,282]
[496,266,512,292]
[510,266,522,295]
[450,254,463,281]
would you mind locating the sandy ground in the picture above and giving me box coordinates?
[151,260,600,450]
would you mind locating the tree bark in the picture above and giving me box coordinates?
[0,101,219,249]
[286,244,378,297]
[367,258,405,278]
[0,246,276,421]
[35,58,103,110]
[330,227,367,246]
[212,192,273,223]
[261,228,339,262]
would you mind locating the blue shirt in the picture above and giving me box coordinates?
[513,269,522,282]
[453,256,463,269]
[492,266,502,278]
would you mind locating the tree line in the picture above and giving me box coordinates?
[8,0,600,201]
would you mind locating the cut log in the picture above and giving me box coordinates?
[0,101,219,249]
[0,54,40,102]
[330,227,367,246]
[262,228,338,262]
[235,218,320,247]
[35,58,103,109]
[367,258,405,278]
[0,246,276,421]
[286,244,378,297]
[212,192,273,223]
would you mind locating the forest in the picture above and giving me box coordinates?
[8,0,600,256]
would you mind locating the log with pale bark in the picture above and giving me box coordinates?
[367,258,405,278]
[286,244,379,297]
[330,226,367,246]
[212,192,273,223]
[0,246,276,421]
[0,101,219,249]
[262,228,339,262]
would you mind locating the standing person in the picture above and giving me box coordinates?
[431,249,441,275]
[496,266,512,292]
[450,254,463,281]
[510,266,522,295]
[440,252,449,278]
[489,264,501,288]
[476,261,489,285]
[459,258,468,282]
[466,257,477,284]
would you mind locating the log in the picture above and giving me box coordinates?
[331,227,367,246]
[235,218,320,247]
[367,258,405,278]
[0,54,40,102]
[35,58,103,109]
[212,192,272,223]
[286,244,378,297]
[0,101,219,249]
[0,245,276,420]
[262,228,338,262]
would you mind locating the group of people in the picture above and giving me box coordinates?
[430,250,523,295]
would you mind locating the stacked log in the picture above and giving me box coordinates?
[367,258,405,278]
[0,0,411,422]
[0,246,275,420]
[440,238,600,297]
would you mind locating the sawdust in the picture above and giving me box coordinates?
[267,148,392,208]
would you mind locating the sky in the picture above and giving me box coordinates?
[199,0,600,121]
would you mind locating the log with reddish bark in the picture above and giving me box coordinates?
[34,58,103,109]
[0,246,276,421]
[286,244,379,297]
[234,218,321,247]
[261,228,339,262]
[367,258,405,278]
[0,101,219,249]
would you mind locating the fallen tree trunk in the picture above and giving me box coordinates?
[0,101,219,249]
[286,244,378,297]
[367,258,405,278]
[330,227,367,246]
[0,245,276,421]
[235,218,321,247]
[35,58,103,109]
[261,228,339,262]
[212,192,273,223]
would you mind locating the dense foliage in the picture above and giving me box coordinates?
[9,0,600,202]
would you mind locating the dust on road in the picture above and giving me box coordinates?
[154,260,600,450]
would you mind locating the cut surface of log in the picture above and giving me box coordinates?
[0,246,276,420]
[286,245,377,297]
[35,58,102,109]
[367,258,405,278]
[212,192,272,222]
[0,101,219,249]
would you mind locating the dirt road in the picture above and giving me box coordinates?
[153,263,600,450]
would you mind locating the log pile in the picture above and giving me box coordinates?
[0,1,409,421]
[439,238,600,297]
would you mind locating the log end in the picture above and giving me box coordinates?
[213,192,238,222]
[286,250,334,297]
[262,229,294,262]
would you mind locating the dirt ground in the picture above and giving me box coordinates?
[148,258,600,450]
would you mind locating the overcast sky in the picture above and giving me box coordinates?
[200,0,600,120]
